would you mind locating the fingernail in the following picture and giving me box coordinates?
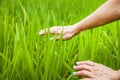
[76,62,80,65]
[73,66,76,69]
[72,72,76,75]
[39,30,43,35]
[50,37,53,40]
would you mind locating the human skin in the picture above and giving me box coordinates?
[73,61,120,80]
[39,0,120,79]
[39,0,120,40]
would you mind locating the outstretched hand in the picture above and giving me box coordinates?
[39,25,78,40]
[73,61,120,80]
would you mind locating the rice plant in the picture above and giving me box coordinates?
[0,0,120,80]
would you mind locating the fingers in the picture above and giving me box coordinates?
[76,61,97,66]
[56,35,68,41]
[80,78,92,80]
[73,70,93,78]
[56,35,71,41]
[73,65,93,71]
[39,29,46,36]
[39,26,73,40]
[73,61,109,79]
[50,27,62,35]
[39,28,51,36]
[56,35,60,40]
[51,31,70,41]
[73,61,97,78]
[39,27,62,36]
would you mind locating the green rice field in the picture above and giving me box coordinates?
[0,0,120,80]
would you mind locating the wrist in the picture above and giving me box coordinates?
[73,23,84,35]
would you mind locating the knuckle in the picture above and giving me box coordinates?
[80,66,84,69]
[82,65,86,68]
[93,67,98,71]
[86,60,91,64]
[81,70,86,75]
[97,63,102,67]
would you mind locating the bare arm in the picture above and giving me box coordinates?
[39,0,120,40]
[74,0,120,34]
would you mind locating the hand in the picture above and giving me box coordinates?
[73,61,120,80]
[39,25,79,40]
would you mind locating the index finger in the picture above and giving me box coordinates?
[76,61,97,66]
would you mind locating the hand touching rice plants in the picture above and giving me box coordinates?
[40,0,120,41]
[39,0,120,79]
[1,0,120,79]
[73,61,120,80]
[39,25,78,40]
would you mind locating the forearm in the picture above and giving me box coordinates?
[74,0,120,34]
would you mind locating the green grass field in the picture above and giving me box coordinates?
[0,0,120,80]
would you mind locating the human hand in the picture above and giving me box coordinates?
[39,25,79,40]
[73,61,120,80]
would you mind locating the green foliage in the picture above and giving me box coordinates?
[0,0,120,80]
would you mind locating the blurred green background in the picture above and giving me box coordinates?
[0,0,120,80]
